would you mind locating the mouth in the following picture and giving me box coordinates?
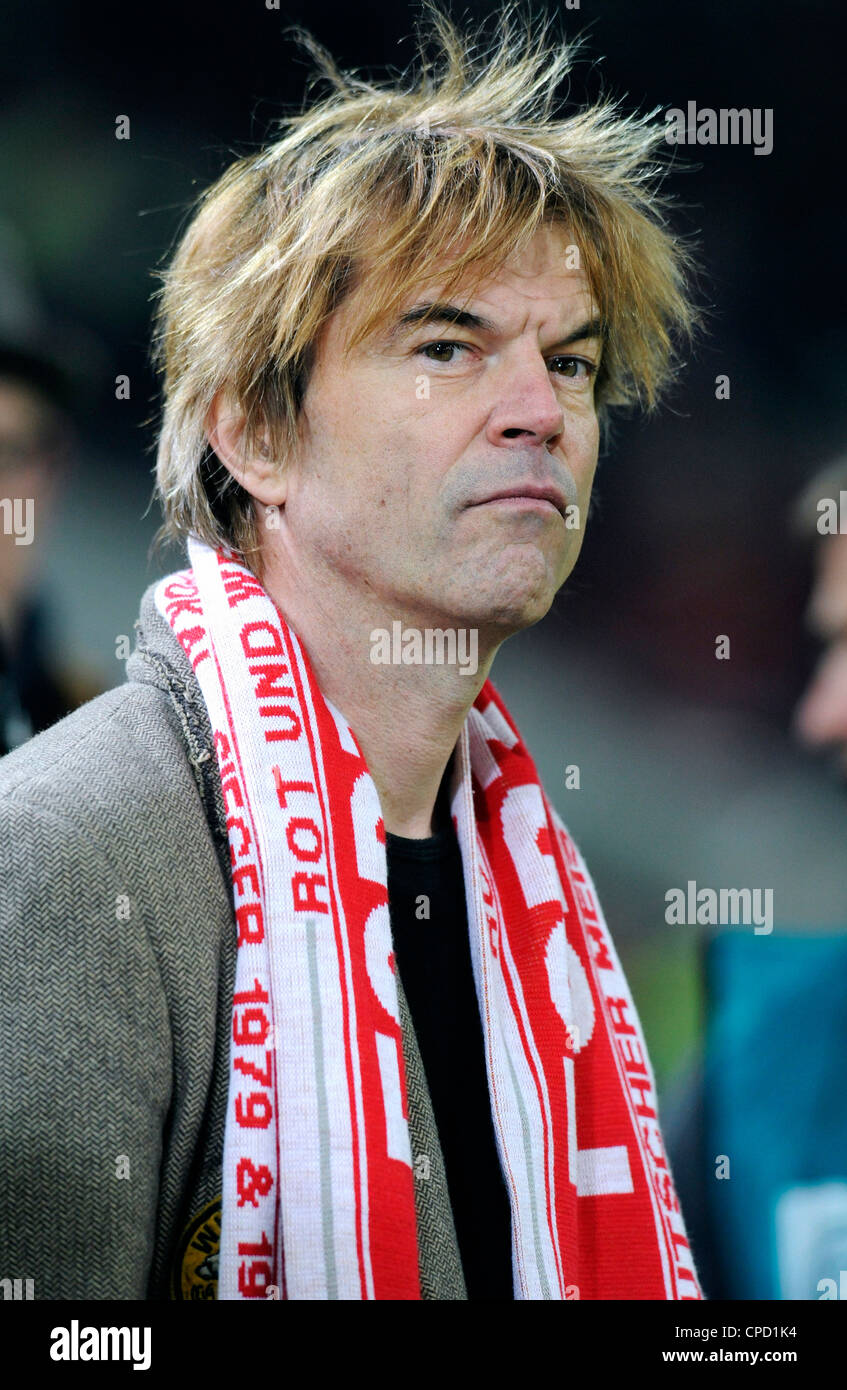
[469,484,568,520]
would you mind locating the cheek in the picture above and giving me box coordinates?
[579,402,600,451]
[296,393,418,542]
[312,374,416,470]
[568,409,600,486]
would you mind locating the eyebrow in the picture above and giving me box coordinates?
[388,301,606,351]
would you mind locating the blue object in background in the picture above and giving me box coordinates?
[703,932,847,1299]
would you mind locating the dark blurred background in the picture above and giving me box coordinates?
[2,0,846,1298]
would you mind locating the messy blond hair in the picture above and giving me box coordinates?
[152,3,697,566]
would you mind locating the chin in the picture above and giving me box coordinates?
[437,539,577,635]
[486,548,574,624]
[466,580,559,635]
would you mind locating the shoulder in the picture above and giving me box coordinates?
[0,672,233,1000]
[0,680,225,909]
[0,680,195,820]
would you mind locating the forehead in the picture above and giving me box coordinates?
[331,221,596,351]
[433,226,592,313]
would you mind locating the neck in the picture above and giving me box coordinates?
[258,545,499,838]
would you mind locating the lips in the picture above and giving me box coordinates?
[470,483,569,518]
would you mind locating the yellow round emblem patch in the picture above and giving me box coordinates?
[171,1196,222,1300]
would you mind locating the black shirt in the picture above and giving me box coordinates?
[385,784,514,1300]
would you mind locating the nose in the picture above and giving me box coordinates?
[793,642,847,748]
[484,350,566,451]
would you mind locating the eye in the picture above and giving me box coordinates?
[547,355,598,380]
[417,340,470,363]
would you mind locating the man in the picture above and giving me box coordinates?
[0,366,71,752]
[0,9,701,1300]
[662,460,847,1301]
[0,273,101,754]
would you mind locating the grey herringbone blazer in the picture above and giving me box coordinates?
[0,583,467,1300]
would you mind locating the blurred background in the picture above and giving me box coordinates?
[2,0,845,1298]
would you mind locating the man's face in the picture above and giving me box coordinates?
[794,531,847,773]
[276,222,602,640]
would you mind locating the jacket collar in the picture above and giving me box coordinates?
[126,579,232,887]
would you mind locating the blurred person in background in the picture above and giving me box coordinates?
[0,232,102,753]
[664,457,847,1301]
[792,456,847,772]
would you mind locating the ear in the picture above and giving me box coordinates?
[205,388,287,507]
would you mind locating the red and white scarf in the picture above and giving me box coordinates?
[155,539,702,1301]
